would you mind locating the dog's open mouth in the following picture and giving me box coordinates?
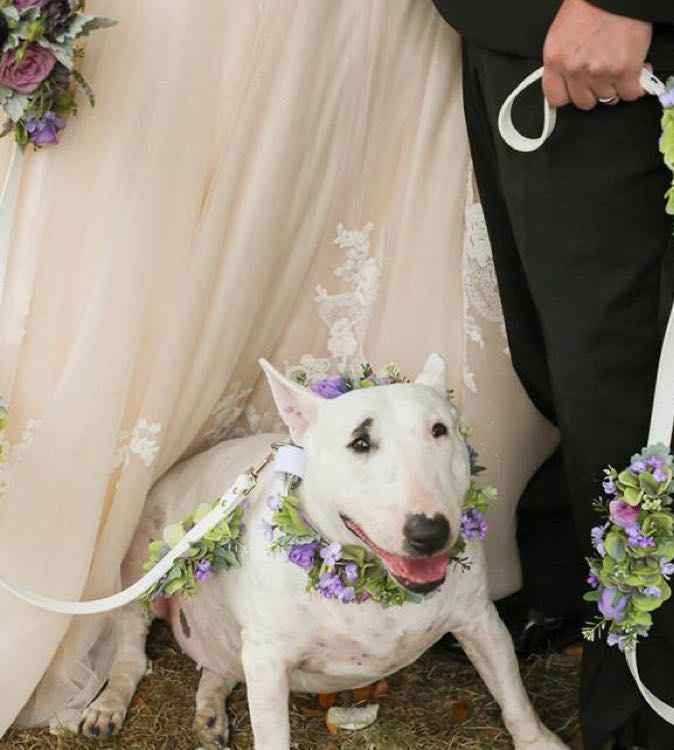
[341,515,449,594]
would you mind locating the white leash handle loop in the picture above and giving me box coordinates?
[498,66,666,152]
[499,63,674,725]
[498,67,557,153]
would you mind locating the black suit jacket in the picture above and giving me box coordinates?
[431,0,674,69]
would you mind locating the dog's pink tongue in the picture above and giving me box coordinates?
[378,549,449,584]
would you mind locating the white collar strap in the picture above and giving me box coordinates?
[273,443,306,479]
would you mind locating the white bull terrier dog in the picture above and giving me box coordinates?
[80,354,568,750]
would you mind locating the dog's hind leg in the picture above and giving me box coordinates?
[80,601,150,739]
[452,604,569,750]
[193,668,238,749]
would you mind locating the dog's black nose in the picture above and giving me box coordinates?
[403,513,450,556]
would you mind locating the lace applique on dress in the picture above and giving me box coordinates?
[114,418,161,469]
[463,170,509,392]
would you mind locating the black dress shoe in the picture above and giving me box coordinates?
[437,604,582,661]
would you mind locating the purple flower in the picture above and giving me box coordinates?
[311,376,350,400]
[644,586,662,598]
[288,542,319,570]
[267,494,282,511]
[0,44,56,94]
[607,631,628,651]
[320,542,342,569]
[587,574,599,589]
[591,523,609,557]
[602,478,617,496]
[26,111,65,146]
[660,87,674,109]
[345,563,359,582]
[653,467,669,483]
[318,573,344,599]
[598,588,629,622]
[339,586,356,603]
[261,520,275,542]
[648,456,665,470]
[15,0,48,9]
[660,560,674,579]
[630,458,648,475]
[625,524,656,550]
[195,559,213,583]
[609,499,640,529]
[461,508,488,541]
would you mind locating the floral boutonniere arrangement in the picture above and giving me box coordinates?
[141,501,245,611]
[262,362,497,608]
[0,0,116,148]
[583,444,674,652]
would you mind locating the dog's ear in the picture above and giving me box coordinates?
[259,359,322,444]
[414,353,448,397]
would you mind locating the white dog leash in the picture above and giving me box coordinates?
[499,67,674,725]
[624,303,674,725]
[498,66,665,152]
[0,444,305,615]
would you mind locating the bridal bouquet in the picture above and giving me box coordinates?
[0,1,116,149]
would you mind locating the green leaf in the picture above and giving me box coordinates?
[164,577,185,596]
[639,472,660,494]
[193,502,213,523]
[632,593,665,612]
[5,94,30,123]
[39,39,74,70]
[623,486,643,506]
[58,14,117,44]
[618,469,639,489]
[163,523,185,548]
[584,590,601,602]
[605,531,626,561]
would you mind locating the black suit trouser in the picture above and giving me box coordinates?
[462,42,674,749]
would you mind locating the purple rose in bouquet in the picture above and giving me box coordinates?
[0,44,56,94]
[609,499,640,529]
[26,112,65,146]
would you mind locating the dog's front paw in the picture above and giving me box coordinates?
[515,728,569,750]
[80,694,127,739]
[193,700,229,749]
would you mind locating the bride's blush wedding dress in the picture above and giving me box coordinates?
[0,0,556,733]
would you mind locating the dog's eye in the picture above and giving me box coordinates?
[432,422,448,438]
[349,436,371,453]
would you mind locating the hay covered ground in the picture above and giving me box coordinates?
[2,621,581,750]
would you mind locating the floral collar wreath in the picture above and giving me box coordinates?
[0,1,116,149]
[582,79,674,652]
[142,362,496,609]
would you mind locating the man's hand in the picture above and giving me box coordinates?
[543,0,652,110]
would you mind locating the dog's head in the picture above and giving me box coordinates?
[259,354,470,594]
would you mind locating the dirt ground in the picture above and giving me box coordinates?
[2,621,581,750]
